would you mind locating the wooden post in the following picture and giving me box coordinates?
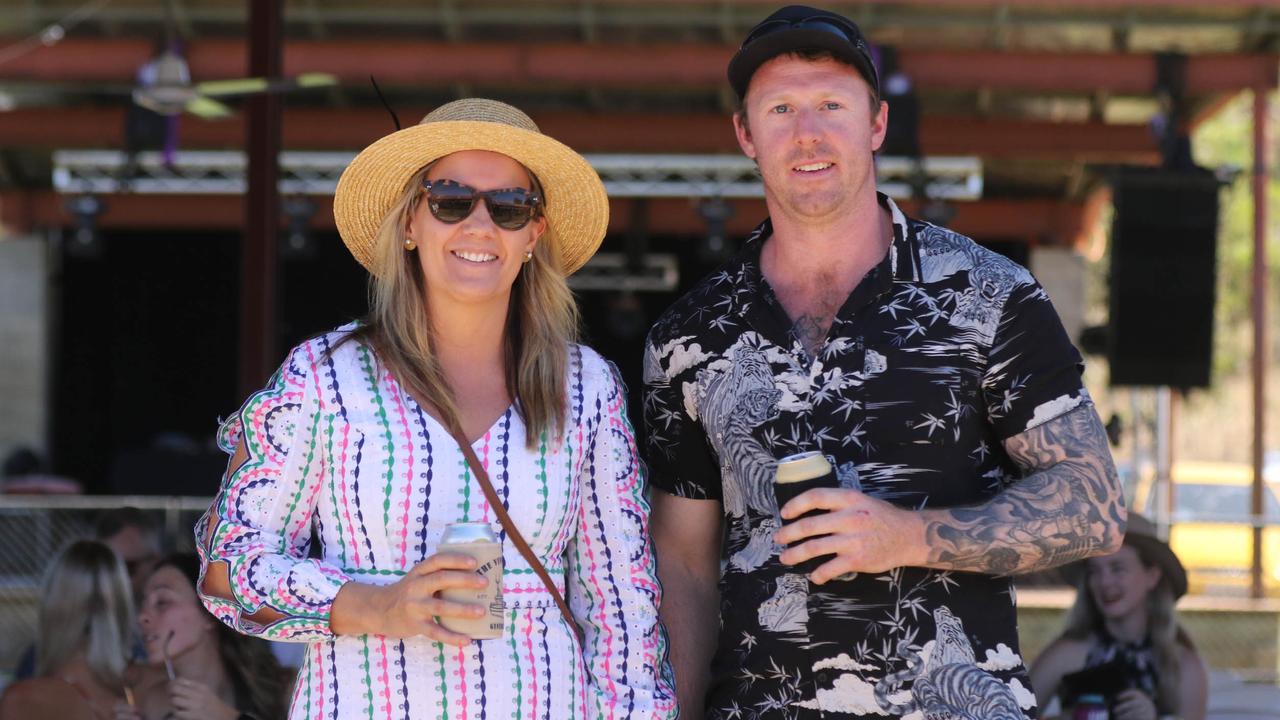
[239,0,283,397]
[1250,86,1269,600]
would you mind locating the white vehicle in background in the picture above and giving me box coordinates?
[1130,458,1280,597]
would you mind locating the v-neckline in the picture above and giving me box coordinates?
[379,358,516,448]
[406,391,515,448]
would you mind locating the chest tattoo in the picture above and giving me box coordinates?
[791,313,833,357]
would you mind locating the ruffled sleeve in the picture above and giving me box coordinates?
[196,340,353,641]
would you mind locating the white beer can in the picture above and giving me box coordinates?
[438,522,505,639]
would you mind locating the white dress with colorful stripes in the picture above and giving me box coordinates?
[196,327,677,719]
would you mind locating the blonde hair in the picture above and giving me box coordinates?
[36,540,134,689]
[1060,541,1190,715]
[338,163,579,447]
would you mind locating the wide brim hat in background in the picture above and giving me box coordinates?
[1122,512,1188,599]
[728,4,880,101]
[1063,512,1189,599]
[333,98,609,277]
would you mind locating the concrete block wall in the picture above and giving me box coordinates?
[0,235,48,464]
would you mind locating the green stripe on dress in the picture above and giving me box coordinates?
[301,648,313,718]
[508,608,523,720]
[457,457,472,521]
[358,346,397,535]
[533,432,549,538]
[566,628,578,718]
[325,412,349,565]
[280,399,322,552]
[436,642,451,720]
[361,636,375,720]
[562,434,575,552]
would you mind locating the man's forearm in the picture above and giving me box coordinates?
[921,404,1126,575]
[658,566,720,720]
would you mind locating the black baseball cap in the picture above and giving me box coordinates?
[728,5,880,101]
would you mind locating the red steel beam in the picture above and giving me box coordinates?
[641,0,1277,6]
[899,49,1278,93]
[1250,86,1270,599]
[2,38,1274,92]
[0,107,1159,160]
[1190,90,1245,131]
[896,198,1093,247]
[879,0,1274,6]
[1,190,1087,247]
[918,116,1157,160]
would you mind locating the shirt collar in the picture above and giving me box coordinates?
[882,192,921,284]
[741,192,922,285]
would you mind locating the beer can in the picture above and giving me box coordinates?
[774,451,839,575]
[438,522,504,639]
[1070,694,1109,720]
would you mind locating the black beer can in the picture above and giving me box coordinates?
[774,451,839,575]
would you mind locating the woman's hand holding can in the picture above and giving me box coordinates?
[331,552,488,645]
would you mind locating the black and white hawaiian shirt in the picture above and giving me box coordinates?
[643,194,1089,719]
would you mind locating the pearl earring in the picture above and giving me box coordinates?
[523,250,533,262]
[404,239,417,251]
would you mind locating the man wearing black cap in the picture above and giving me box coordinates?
[643,5,1126,718]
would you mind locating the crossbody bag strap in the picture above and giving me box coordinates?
[452,432,583,644]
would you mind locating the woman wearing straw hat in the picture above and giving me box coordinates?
[1030,513,1208,720]
[196,98,676,719]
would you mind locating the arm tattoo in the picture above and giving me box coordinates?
[923,403,1126,575]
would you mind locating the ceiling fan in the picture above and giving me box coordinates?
[131,46,337,119]
[114,35,338,182]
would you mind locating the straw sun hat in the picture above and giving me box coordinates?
[333,98,609,276]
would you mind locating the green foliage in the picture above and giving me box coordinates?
[1191,91,1280,379]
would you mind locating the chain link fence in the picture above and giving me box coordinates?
[1,497,1276,694]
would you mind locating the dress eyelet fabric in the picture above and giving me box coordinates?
[197,326,677,720]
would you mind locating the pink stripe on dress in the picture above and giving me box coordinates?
[386,373,415,568]
[453,646,470,720]
[337,422,362,568]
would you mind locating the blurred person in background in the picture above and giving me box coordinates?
[197,98,675,719]
[0,445,81,494]
[116,553,287,720]
[0,540,134,720]
[11,507,160,681]
[1030,513,1208,720]
[95,506,163,600]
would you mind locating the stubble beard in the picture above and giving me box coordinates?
[774,170,865,223]
[781,150,873,221]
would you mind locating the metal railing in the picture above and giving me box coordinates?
[2,495,1276,686]
[51,149,985,200]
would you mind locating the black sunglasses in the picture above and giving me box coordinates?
[421,178,542,231]
[741,16,868,53]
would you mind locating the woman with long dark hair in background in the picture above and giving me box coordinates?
[120,553,287,720]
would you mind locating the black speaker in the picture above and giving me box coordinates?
[1108,167,1219,388]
